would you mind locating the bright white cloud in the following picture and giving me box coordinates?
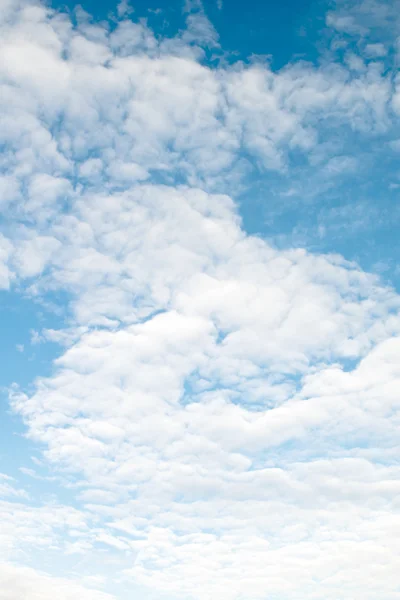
[0,563,116,600]
[1,1,400,599]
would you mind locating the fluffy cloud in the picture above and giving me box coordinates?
[0,563,115,600]
[0,0,396,211]
[1,1,400,599]
[7,182,400,598]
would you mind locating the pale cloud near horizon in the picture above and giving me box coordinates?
[1,1,400,599]
[0,562,116,600]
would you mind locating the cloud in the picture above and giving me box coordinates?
[0,1,400,600]
[0,235,13,289]
[0,474,27,499]
[0,0,396,215]
[365,42,387,57]
[7,181,400,597]
[116,0,132,19]
[0,563,116,600]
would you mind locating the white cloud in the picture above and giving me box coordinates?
[7,183,400,595]
[0,235,13,289]
[13,234,62,278]
[117,0,132,18]
[1,1,400,600]
[0,563,116,600]
[0,0,395,219]
[326,12,368,35]
[0,474,27,499]
[365,42,387,56]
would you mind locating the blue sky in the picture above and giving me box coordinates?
[1,0,400,599]
[53,0,326,66]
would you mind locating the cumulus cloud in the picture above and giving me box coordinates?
[1,0,400,599]
[0,563,115,600]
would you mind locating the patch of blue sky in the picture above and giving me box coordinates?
[0,289,68,387]
[0,288,72,491]
[55,0,326,67]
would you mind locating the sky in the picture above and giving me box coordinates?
[0,0,400,599]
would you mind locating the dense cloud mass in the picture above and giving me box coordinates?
[1,0,400,599]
